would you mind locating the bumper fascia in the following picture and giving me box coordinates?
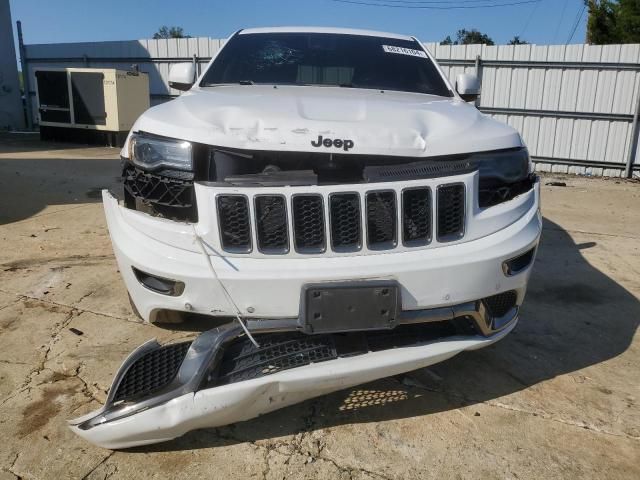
[102,180,541,323]
[70,313,517,449]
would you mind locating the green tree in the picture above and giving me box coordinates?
[440,35,453,45]
[586,0,620,44]
[153,26,190,39]
[440,29,495,45]
[508,36,529,45]
[617,0,640,43]
[585,0,640,44]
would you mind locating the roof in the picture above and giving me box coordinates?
[239,26,414,41]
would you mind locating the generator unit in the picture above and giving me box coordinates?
[35,67,149,147]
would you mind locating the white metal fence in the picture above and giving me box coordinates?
[20,35,640,177]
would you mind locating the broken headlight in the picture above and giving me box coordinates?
[473,148,531,184]
[473,148,534,208]
[128,133,193,171]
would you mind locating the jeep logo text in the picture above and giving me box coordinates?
[311,135,354,151]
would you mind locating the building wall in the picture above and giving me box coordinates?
[0,0,25,130]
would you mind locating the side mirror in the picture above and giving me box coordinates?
[169,63,196,91]
[456,73,480,102]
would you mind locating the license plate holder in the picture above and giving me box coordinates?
[301,281,400,334]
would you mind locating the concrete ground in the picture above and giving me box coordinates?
[0,131,638,480]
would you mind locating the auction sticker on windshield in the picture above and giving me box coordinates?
[382,45,427,58]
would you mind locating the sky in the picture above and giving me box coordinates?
[8,0,588,50]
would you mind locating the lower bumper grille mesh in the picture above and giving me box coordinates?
[216,334,337,385]
[209,322,459,387]
[483,290,518,318]
[113,341,191,403]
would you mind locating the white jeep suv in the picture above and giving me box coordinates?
[71,27,541,449]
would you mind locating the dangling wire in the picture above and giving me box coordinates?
[192,226,260,348]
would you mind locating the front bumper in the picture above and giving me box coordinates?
[103,175,541,324]
[74,176,541,449]
[70,309,517,449]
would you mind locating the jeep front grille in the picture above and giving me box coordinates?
[215,183,466,255]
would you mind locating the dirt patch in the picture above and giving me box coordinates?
[2,254,113,271]
[18,384,76,437]
[22,298,68,314]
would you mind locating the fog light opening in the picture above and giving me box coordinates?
[502,247,536,276]
[132,267,185,296]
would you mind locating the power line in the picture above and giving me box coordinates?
[566,3,586,44]
[329,0,541,9]
[519,0,541,37]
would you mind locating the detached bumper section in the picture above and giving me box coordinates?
[70,294,519,449]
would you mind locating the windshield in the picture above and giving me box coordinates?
[200,32,452,97]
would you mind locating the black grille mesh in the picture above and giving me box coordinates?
[292,195,325,252]
[330,193,361,250]
[215,185,467,254]
[366,191,397,248]
[216,334,337,385]
[209,322,459,387]
[113,341,191,402]
[123,166,194,208]
[483,291,518,318]
[255,196,288,253]
[402,188,431,245]
[437,184,465,240]
[217,195,252,252]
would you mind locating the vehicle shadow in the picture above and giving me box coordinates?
[133,217,639,452]
[0,152,121,225]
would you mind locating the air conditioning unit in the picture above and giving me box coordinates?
[35,67,150,147]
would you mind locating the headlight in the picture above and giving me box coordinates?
[128,133,193,171]
[473,148,530,183]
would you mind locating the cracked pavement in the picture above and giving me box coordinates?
[0,132,638,479]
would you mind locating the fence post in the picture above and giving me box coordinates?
[16,20,33,130]
[626,84,640,178]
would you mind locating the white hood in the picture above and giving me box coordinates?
[129,85,522,157]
